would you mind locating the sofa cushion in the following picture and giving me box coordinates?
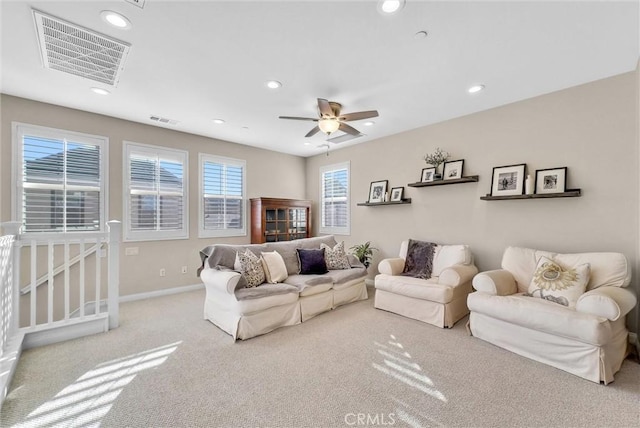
[237,249,266,288]
[433,245,471,276]
[284,274,333,297]
[525,257,589,308]
[324,266,367,286]
[260,251,288,283]
[467,291,614,346]
[321,241,351,270]
[375,274,458,304]
[401,239,436,279]
[297,248,329,275]
[234,283,299,301]
[502,247,631,293]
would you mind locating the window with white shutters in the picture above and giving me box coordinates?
[199,154,246,238]
[124,142,188,241]
[320,162,350,235]
[12,123,108,234]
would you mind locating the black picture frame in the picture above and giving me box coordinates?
[390,187,404,202]
[490,163,526,196]
[368,180,388,203]
[443,159,464,180]
[535,167,567,194]
[421,167,436,183]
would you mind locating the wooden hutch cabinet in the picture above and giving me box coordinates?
[250,198,312,243]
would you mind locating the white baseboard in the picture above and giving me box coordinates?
[120,283,204,303]
[23,316,108,350]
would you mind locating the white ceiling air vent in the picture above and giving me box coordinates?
[33,9,131,87]
[125,0,146,9]
[149,115,180,126]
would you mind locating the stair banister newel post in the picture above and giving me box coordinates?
[1,222,23,338]
[107,220,121,329]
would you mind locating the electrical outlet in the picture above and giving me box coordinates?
[159,268,166,277]
[181,266,187,274]
[125,247,139,256]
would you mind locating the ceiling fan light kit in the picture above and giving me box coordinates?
[318,119,340,134]
[279,98,379,144]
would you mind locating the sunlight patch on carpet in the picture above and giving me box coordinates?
[13,341,181,427]
[372,335,447,403]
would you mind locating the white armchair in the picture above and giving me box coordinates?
[374,240,478,328]
[468,246,637,384]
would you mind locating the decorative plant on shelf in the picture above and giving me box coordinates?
[423,147,450,178]
[350,241,378,269]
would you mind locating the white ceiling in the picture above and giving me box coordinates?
[1,0,638,157]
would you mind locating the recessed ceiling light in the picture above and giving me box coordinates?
[363,121,375,126]
[414,31,428,40]
[100,10,131,29]
[378,0,405,15]
[90,87,110,95]
[304,142,311,146]
[241,126,250,130]
[468,84,485,94]
[266,80,282,89]
[212,119,225,124]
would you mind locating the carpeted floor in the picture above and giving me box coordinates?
[2,288,639,428]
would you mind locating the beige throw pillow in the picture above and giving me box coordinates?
[260,251,288,283]
[320,242,351,270]
[526,256,590,307]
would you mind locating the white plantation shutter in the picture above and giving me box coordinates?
[199,154,246,238]
[124,142,188,241]
[320,162,350,235]
[13,123,107,233]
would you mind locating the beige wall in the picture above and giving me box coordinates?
[0,95,306,297]
[307,71,639,332]
[2,70,638,332]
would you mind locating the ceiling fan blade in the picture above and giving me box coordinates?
[279,116,318,121]
[305,126,321,137]
[317,98,334,118]
[339,110,379,121]
[327,133,363,144]
[338,122,361,136]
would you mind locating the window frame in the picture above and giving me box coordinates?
[198,153,247,238]
[123,141,189,242]
[319,161,351,236]
[11,122,109,237]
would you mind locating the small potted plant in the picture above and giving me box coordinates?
[349,241,377,269]
[423,147,450,180]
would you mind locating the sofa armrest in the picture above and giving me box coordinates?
[472,269,517,296]
[378,258,405,275]
[575,287,638,321]
[439,264,479,287]
[200,267,242,295]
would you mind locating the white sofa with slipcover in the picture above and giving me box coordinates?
[374,239,478,328]
[467,246,637,384]
[198,235,368,340]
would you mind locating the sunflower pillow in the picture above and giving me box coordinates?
[525,257,590,307]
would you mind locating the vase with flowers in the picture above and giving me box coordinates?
[423,147,450,180]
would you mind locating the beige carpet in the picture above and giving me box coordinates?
[2,288,639,428]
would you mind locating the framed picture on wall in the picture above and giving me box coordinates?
[535,167,567,194]
[390,187,404,202]
[443,159,464,180]
[368,180,388,203]
[490,163,526,196]
[421,167,436,183]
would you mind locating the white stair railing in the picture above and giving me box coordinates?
[0,220,120,338]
